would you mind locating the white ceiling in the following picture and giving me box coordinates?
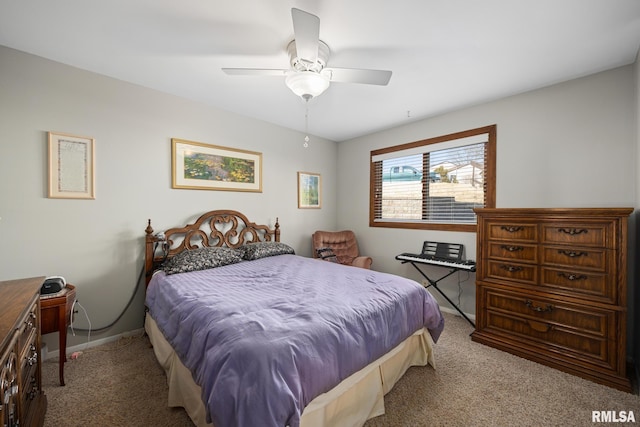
[1,1,639,142]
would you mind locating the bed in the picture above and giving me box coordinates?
[143,210,444,427]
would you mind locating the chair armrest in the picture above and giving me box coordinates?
[351,256,372,269]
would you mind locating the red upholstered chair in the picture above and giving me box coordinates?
[312,230,372,269]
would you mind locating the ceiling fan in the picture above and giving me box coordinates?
[222,8,392,100]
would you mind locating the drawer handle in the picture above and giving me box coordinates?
[500,265,523,273]
[558,272,588,281]
[500,226,523,233]
[558,250,588,258]
[27,345,38,366]
[527,320,552,333]
[500,245,524,252]
[8,383,18,400]
[558,228,588,236]
[524,300,554,313]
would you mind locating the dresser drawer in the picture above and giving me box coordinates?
[16,302,38,353]
[486,260,537,285]
[487,242,537,262]
[542,223,610,248]
[541,267,613,303]
[486,222,537,242]
[482,288,617,367]
[20,361,39,423]
[20,353,38,396]
[484,289,610,336]
[485,310,612,367]
[542,246,608,271]
[19,340,38,384]
[18,335,39,423]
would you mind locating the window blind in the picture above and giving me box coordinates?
[370,125,496,229]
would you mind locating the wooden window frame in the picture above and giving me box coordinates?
[369,124,496,232]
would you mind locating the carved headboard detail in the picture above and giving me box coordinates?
[144,209,280,285]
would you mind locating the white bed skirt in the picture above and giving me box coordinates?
[145,313,436,427]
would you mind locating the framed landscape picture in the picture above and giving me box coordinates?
[48,132,95,199]
[172,139,262,192]
[297,171,321,209]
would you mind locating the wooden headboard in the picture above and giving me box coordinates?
[144,209,280,285]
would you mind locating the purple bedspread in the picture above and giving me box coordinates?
[146,254,443,427]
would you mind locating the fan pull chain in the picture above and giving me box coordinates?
[304,99,310,148]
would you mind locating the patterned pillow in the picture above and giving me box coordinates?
[241,242,295,261]
[162,246,243,275]
[316,247,338,263]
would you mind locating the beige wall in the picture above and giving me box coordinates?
[337,65,637,328]
[0,46,339,350]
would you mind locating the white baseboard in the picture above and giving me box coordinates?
[42,328,145,361]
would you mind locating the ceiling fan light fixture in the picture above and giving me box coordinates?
[285,71,330,99]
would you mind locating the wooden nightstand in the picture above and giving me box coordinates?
[40,284,76,386]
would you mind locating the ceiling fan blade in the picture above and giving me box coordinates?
[291,8,320,63]
[324,68,392,85]
[222,68,288,76]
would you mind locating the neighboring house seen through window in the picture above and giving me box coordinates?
[370,125,496,232]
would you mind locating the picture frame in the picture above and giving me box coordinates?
[297,171,321,209]
[172,138,262,192]
[48,132,95,199]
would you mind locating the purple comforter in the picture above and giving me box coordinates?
[146,254,443,427]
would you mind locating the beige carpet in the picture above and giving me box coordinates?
[42,312,640,427]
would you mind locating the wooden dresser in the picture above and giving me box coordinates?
[0,277,47,426]
[471,208,633,392]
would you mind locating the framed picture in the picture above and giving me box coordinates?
[298,172,321,209]
[48,132,95,199]
[172,138,262,192]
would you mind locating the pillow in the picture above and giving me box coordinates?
[316,247,338,263]
[241,241,295,261]
[162,246,243,275]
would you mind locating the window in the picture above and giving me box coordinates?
[370,125,496,232]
